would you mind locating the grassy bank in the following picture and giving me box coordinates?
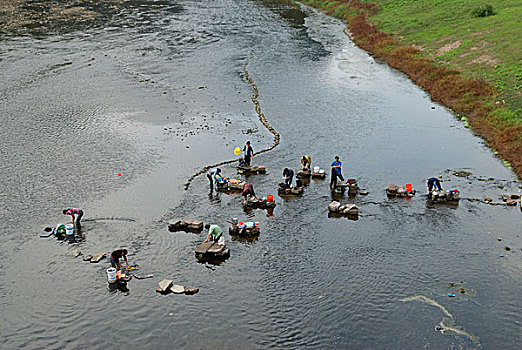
[299,0,521,178]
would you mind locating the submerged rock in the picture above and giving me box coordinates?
[67,249,82,258]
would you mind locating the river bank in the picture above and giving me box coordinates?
[299,0,521,179]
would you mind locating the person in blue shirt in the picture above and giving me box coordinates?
[330,156,344,188]
[243,141,254,166]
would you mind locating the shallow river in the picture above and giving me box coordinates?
[0,0,520,349]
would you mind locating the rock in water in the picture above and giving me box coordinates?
[184,287,199,295]
[485,197,493,203]
[134,274,154,280]
[328,201,341,213]
[83,255,93,262]
[158,279,173,293]
[171,285,185,294]
[506,199,517,206]
[90,253,106,263]
[67,249,82,258]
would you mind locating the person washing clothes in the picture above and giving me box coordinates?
[110,249,129,270]
[63,208,84,229]
[243,141,254,166]
[207,168,222,186]
[283,168,294,187]
[330,156,344,188]
[427,177,443,198]
[203,224,225,245]
[242,183,257,201]
[301,155,311,171]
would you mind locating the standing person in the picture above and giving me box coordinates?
[330,156,344,189]
[243,141,254,166]
[207,168,221,187]
[110,249,129,270]
[283,168,294,187]
[427,177,443,198]
[63,208,84,229]
[301,155,311,171]
[203,224,225,245]
[242,183,257,201]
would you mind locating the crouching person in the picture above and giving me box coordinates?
[203,224,224,246]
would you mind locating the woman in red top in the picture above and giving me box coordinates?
[63,208,84,229]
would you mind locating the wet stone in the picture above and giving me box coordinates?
[158,279,173,293]
[505,199,517,206]
[171,285,185,294]
[90,253,106,263]
[485,197,493,203]
[504,246,511,251]
[184,287,199,295]
[83,255,93,262]
[67,249,82,258]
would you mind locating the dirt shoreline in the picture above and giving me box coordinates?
[301,0,521,180]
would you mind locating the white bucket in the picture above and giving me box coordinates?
[65,224,74,236]
[313,166,320,173]
[107,268,117,283]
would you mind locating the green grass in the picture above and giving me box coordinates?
[362,0,522,114]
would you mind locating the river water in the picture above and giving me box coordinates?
[0,0,520,349]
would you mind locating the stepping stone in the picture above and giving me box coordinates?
[90,253,106,263]
[158,279,173,293]
[195,241,213,255]
[207,243,226,254]
[184,287,199,295]
[171,285,185,294]
[67,249,82,258]
[83,255,93,262]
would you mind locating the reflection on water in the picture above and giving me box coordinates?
[0,0,521,349]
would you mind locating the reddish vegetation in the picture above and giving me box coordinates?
[321,2,521,178]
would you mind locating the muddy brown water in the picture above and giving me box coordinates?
[0,1,520,349]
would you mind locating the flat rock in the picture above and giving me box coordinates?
[184,287,199,295]
[207,243,226,254]
[158,279,173,292]
[485,197,493,203]
[510,194,520,199]
[134,274,154,280]
[170,285,185,294]
[195,241,213,254]
[90,253,106,263]
[67,249,82,258]
[506,199,517,206]
[83,255,93,262]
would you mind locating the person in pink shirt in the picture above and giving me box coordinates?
[63,208,84,229]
